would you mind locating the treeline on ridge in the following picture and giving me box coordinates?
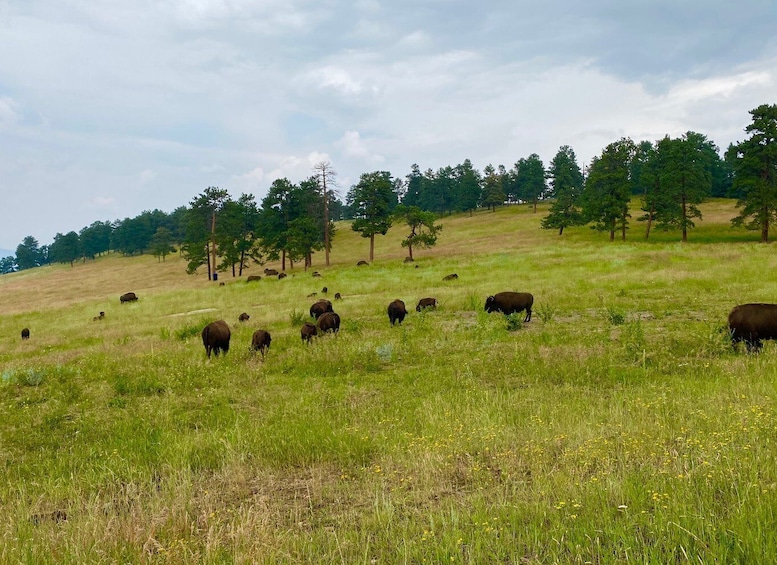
[2,103,775,276]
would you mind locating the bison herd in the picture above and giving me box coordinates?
[13,283,777,357]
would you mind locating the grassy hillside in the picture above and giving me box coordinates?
[2,200,777,563]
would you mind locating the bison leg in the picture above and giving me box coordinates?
[524,307,532,323]
[746,338,763,353]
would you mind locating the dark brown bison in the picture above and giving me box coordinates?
[388,299,407,325]
[250,329,272,358]
[334,292,342,300]
[120,292,138,303]
[322,287,328,294]
[238,312,250,322]
[416,298,438,312]
[307,292,318,298]
[310,299,333,319]
[312,271,322,278]
[21,328,30,340]
[317,311,341,334]
[246,275,262,282]
[202,320,231,358]
[93,311,105,321]
[301,322,318,343]
[278,272,288,280]
[357,260,369,266]
[728,303,777,352]
[485,292,534,322]
[264,268,279,276]
[442,273,458,281]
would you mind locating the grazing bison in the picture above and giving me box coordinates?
[250,329,272,358]
[317,311,341,335]
[388,299,408,326]
[201,320,231,358]
[322,287,328,294]
[246,275,261,282]
[21,328,30,340]
[442,273,458,281]
[310,299,334,319]
[312,271,322,277]
[301,322,318,343]
[93,311,105,321]
[238,312,250,322]
[357,260,369,266]
[264,268,279,276]
[120,292,138,303]
[728,303,777,352]
[485,292,534,322]
[416,298,438,312]
[278,272,288,280]
[334,292,342,300]
[307,292,318,298]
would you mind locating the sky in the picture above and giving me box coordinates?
[1,0,776,251]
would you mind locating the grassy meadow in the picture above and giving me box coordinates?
[2,199,777,563]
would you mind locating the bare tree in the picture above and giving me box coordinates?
[312,161,338,266]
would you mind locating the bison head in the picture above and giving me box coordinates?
[484,296,495,312]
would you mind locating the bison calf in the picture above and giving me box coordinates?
[250,329,272,359]
[485,292,534,322]
[21,328,30,340]
[728,303,777,352]
[388,299,407,325]
[301,322,318,343]
[202,320,231,358]
[238,312,250,322]
[416,297,437,312]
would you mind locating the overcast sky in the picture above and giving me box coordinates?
[1,0,776,251]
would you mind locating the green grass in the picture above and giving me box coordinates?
[1,200,777,563]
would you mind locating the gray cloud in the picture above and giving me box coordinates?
[0,0,775,248]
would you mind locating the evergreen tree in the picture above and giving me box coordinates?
[150,227,176,262]
[49,231,82,266]
[453,159,482,215]
[183,187,230,278]
[541,145,585,234]
[480,164,505,211]
[582,138,636,241]
[348,171,397,261]
[730,104,777,242]
[513,154,547,211]
[79,220,112,259]
[0,256,16,274]
[652,132,714,242]
[15,236,43,270]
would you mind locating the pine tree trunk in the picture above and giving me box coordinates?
[369,234,375,261]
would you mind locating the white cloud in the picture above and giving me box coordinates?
[0,97,21,128]
[336,130,385,163]
[139,169,157,184]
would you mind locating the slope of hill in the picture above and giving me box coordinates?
[2,200,777,563]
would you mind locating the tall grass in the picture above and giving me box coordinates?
[1,200,777,563]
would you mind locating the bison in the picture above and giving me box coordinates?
[334,292,342,300]
[442,273,458,281]
[120,292,138,303]
[238,312,250,322]
[201,320,231,358]
[388,299,407,326]
[246,275,262,282]
[21,328,30,340]
[485,292,534,322]
[416,298,438,312]
[93,311,105,321]
[317,311,341,335]
[301,322,318,343]
[278,272,288,280]
[250,329,272,359]
[264,268,279,276]
[310,299,334,319]
[728,303,777,352]
[357,260,369,266]
[322,287,328,294]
